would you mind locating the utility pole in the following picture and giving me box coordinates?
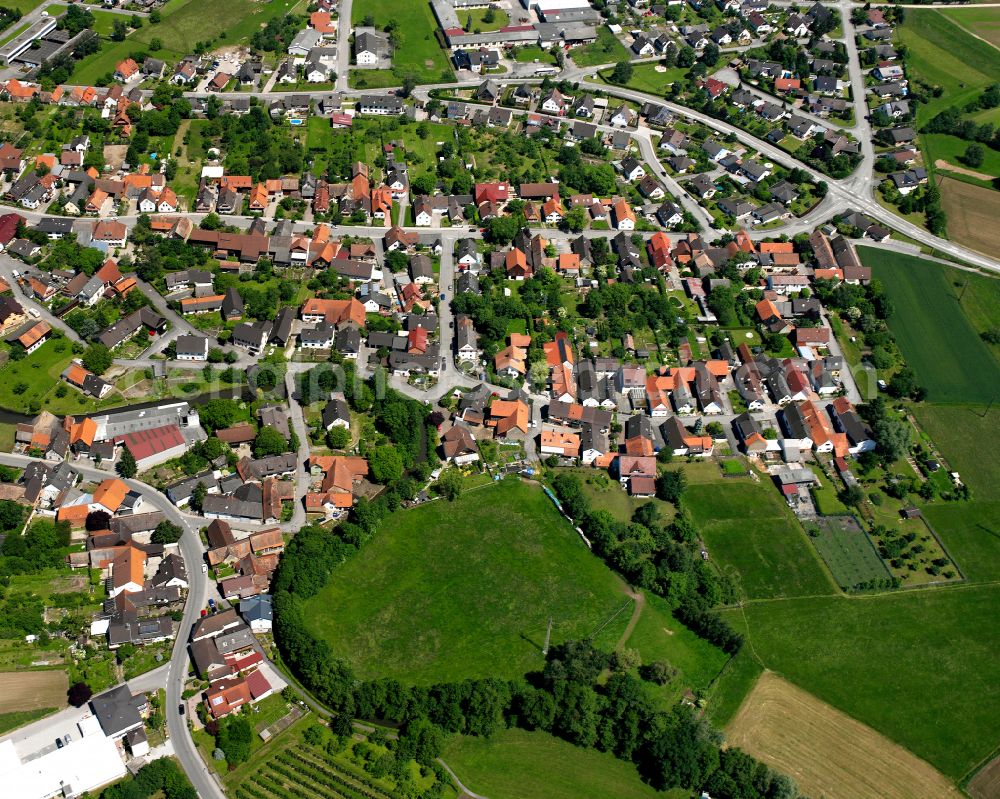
[542,617,553,657]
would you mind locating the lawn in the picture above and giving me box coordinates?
[938,177,1000,259]
[939,5,1000,49]
[443,728,685,799]
[570,27,629,68]
[352,0,454,84]
[724,584,1000,781]
[922,133,1000,180]
[0,707,57,736]
[560,467,674,525]
[922,501,1000,583]
[897,9,1000,126]
[599,62,688,95]
[349,69,404,89]
[685,480,836,600]
[0,338,75,414]
[512,45,557,65]
[808,516,892,591]
[460,7,509,32]
[302,479,632,684]
[859,247,1000,404]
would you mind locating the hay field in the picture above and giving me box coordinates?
[727,672,960,799]
[939,177,1000,257]
[0,671,67,714]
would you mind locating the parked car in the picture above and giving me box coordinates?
[178,704,185,716]
[27,308,40,319]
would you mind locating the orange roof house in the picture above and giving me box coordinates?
[93,478,129,513]
[557,253,581,274]
[57,502,92,526]
[510,333,532,348]
[755,298,782,322]
[613,198,636,228]
[248,184,268,211]
[759,241,795,254]
[35,154,56,171]
[17,321,50,350]
[4,80,38,100]
[115,59,140,80]
[488,400,530,437]
[300,297,366,327]
[307,455,369,509]
[505,248,531,279]
[69,417,98,448]
[540,429,581,457]
[86,189,110,214]
[310,10,336,33]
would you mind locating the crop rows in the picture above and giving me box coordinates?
[281,749,396,799]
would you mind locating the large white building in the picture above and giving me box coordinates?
[0,732,126,799]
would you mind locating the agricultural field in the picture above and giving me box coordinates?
[923,136,1000,182]
[923,501,1000,584]
[968,755,1000,799]
[0,671,67,715]
[806,516,892,591]
[569,28,630,67]
[685,479,835,600]
[939,6,1000,50]
[222,715,456,799]
[443,728,684,799]
[859,247,1000,404]
[351,0,454,84]
[726,672,960,799]
[897,9,1000,126]
[302,480,633,685]
[722,584,1000,781]
[71,0,302,85]
[939,178,1000,258]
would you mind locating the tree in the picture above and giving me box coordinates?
[437,468,463,501]
[152,520,183,545]
[216,715,253,765]
[962,143,985,168]
[190,481,208,512]
[82,344,113,375]
[68,681,92,707]
[400,74,417,97]
[368,445,403,483]
[611,60,633,85]
[326,426,350,449]
[254,426,289,457]
[111,18,127,41]
[640,660,678,685]
[117,445,137,478]
[655,468,687,504]
[702,42,720,67]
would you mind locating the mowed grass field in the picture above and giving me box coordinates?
[302,480,632,684]
[723,584,1000,781]
[570,27,630,67]
[810,517,891,590]
[939,6,1000,49]
[685,479,835,600]
[622,592,729,696]
[939,177,1000,258]
[599,62,688,94]
[726,672,960,799]
[897,9,1000,125]
[859,247,1000,404]
[0,670,67,714]
[351,0,453,83]
[443,728,684,799]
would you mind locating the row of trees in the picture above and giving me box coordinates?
[552,472,742,653]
